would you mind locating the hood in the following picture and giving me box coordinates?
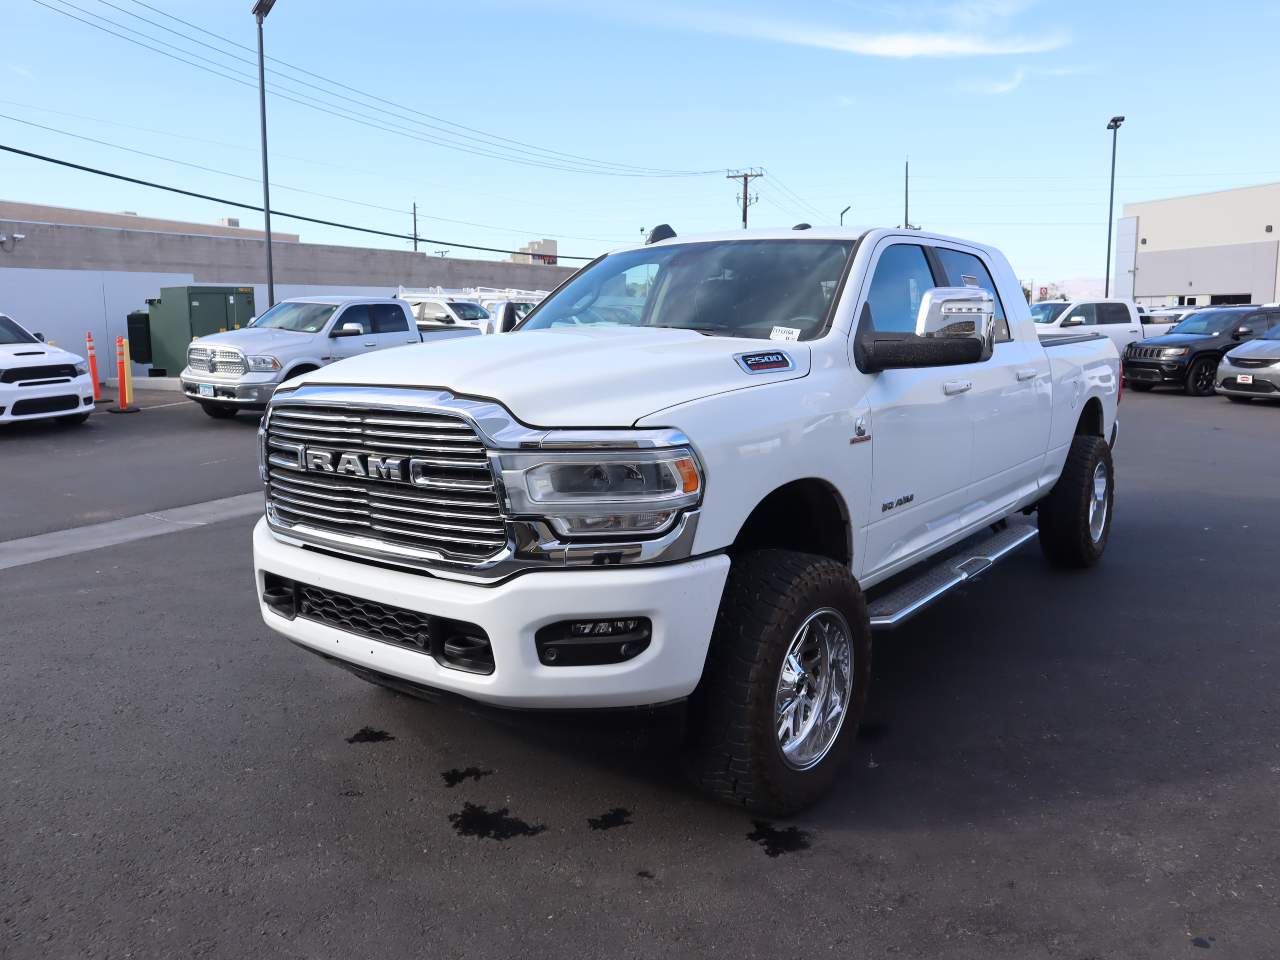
[1137,333,1215,347]
[288,326,811,426]
[1226,337,1280,361]
[0,342,85,366]
[191,328,313,352]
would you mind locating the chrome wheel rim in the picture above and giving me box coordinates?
[774,608,854,771]
[1088,460,1109,542]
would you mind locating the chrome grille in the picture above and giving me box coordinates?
[1126,345,1163,360]
[187,345,248,375]
[264,404,506,564]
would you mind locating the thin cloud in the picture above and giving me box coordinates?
[963,67,1027,94]
[661,10,1068,57]
[8,65,33,78]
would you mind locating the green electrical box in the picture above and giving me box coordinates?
[144,285,257,376]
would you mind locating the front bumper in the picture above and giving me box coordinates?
[253,518,730,708]
[1216,359,1280,398]
[180,367,280,407]
[0,375,95,423]
[1122,357,1187,385]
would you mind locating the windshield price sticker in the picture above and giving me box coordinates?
[770,326,801,342]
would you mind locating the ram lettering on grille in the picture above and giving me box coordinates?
[263,404,506,564]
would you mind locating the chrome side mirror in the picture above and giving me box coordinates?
[331,322,365,338]
[914,286,995,360]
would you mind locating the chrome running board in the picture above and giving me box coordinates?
[867,520,1038,630]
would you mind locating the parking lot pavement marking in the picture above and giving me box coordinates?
[0,492,263,571]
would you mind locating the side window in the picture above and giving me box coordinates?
[1097,303,1130,325]
[933,247,1011,343]
[1061,303,1097,326]
[336,304,371,334]
[370,303,409,334]
[864,244,937,333]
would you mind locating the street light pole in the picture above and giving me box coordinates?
[1104,115,1124,298]
[840,205,851,226]
[253,0,277,308]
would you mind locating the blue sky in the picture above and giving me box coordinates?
[3,0,1278,282]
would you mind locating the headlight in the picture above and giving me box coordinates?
[498,446,703,538]
[247,355,282,372]
[1160,347,1189,358]
[74,363,88,376]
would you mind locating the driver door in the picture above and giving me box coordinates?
[326,304,373,362]
[857,240,975,579]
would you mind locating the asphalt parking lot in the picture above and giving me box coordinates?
[2,390,1277,958]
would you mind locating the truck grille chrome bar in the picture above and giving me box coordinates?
[264,401,507,564]
[187,345,248,375]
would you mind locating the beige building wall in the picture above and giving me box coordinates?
[1121,183,1280,303]
[0,200,300,242]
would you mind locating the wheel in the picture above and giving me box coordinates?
[56,412,91,426]
[1184,357,1217,396]
[1038,433,1114,568]
[683,549,871,816]
[199,401,238,419]
[1227,395,1252,404]
[1127,381,1154,392]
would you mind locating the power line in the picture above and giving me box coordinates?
[117,0,718,178]
[0,142,600,260]
[0,110,632,243]
[32,0,719,179]
[762,171,827,222]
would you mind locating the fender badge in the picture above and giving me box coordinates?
[735,350,795,374]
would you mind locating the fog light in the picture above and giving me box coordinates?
[535,617,652,667]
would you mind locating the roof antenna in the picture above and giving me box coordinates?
[646,224,676,244]
[792,223,812,231]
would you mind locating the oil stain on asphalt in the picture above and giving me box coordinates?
[441,766,494,788]
[448,803,546,841]
[346,727,395,744]
[746,821,811,857]
[587,807,632,831]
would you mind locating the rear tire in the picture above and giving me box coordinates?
[683,549,871,816]
[199,401,238,419]
[1038,433,1114,568]
[56,412,91,426]
[1127,381,1154,392]
[1184,357,1217,396]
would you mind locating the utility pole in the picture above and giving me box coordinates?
[412,202,419,252]
[251,0,277,308]
[1104,115,1125,297]
[903,158,910,230]
[726,168,763,229]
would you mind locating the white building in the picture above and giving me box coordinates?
[1113,182,1280,307]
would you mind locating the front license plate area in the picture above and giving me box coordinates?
[1237,374,1253,385]
[198,383,215,397]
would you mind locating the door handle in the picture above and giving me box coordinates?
[363,341,376,347]
[1015,368,1037,382]
[943,380,973,396]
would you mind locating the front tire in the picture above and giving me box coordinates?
[1185,357,1217,396]
[683,550,871,816]
[1038,433,1114,568]
[199,401,238,419]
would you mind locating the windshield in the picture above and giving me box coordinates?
[1030,302,1069,324]
[0,315,38,345]
[248,301,338,332]
[448,301,490,322]
[1170,310,1242,335]
[520,239,855,341]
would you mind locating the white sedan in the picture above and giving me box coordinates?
[0,313,95,427]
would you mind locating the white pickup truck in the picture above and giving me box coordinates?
[179,296,478,418]
[252,227,1120,813]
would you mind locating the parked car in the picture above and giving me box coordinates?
[407,298,492,333]
[484,299,536,333]
[1140,308,1194,337]
[0,312,95,427]
[1123,306,1279,396]
[250,227,1120,814]
[1031,298,1149,351]
[1216,320,1280,402]
[178,296,478,419]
